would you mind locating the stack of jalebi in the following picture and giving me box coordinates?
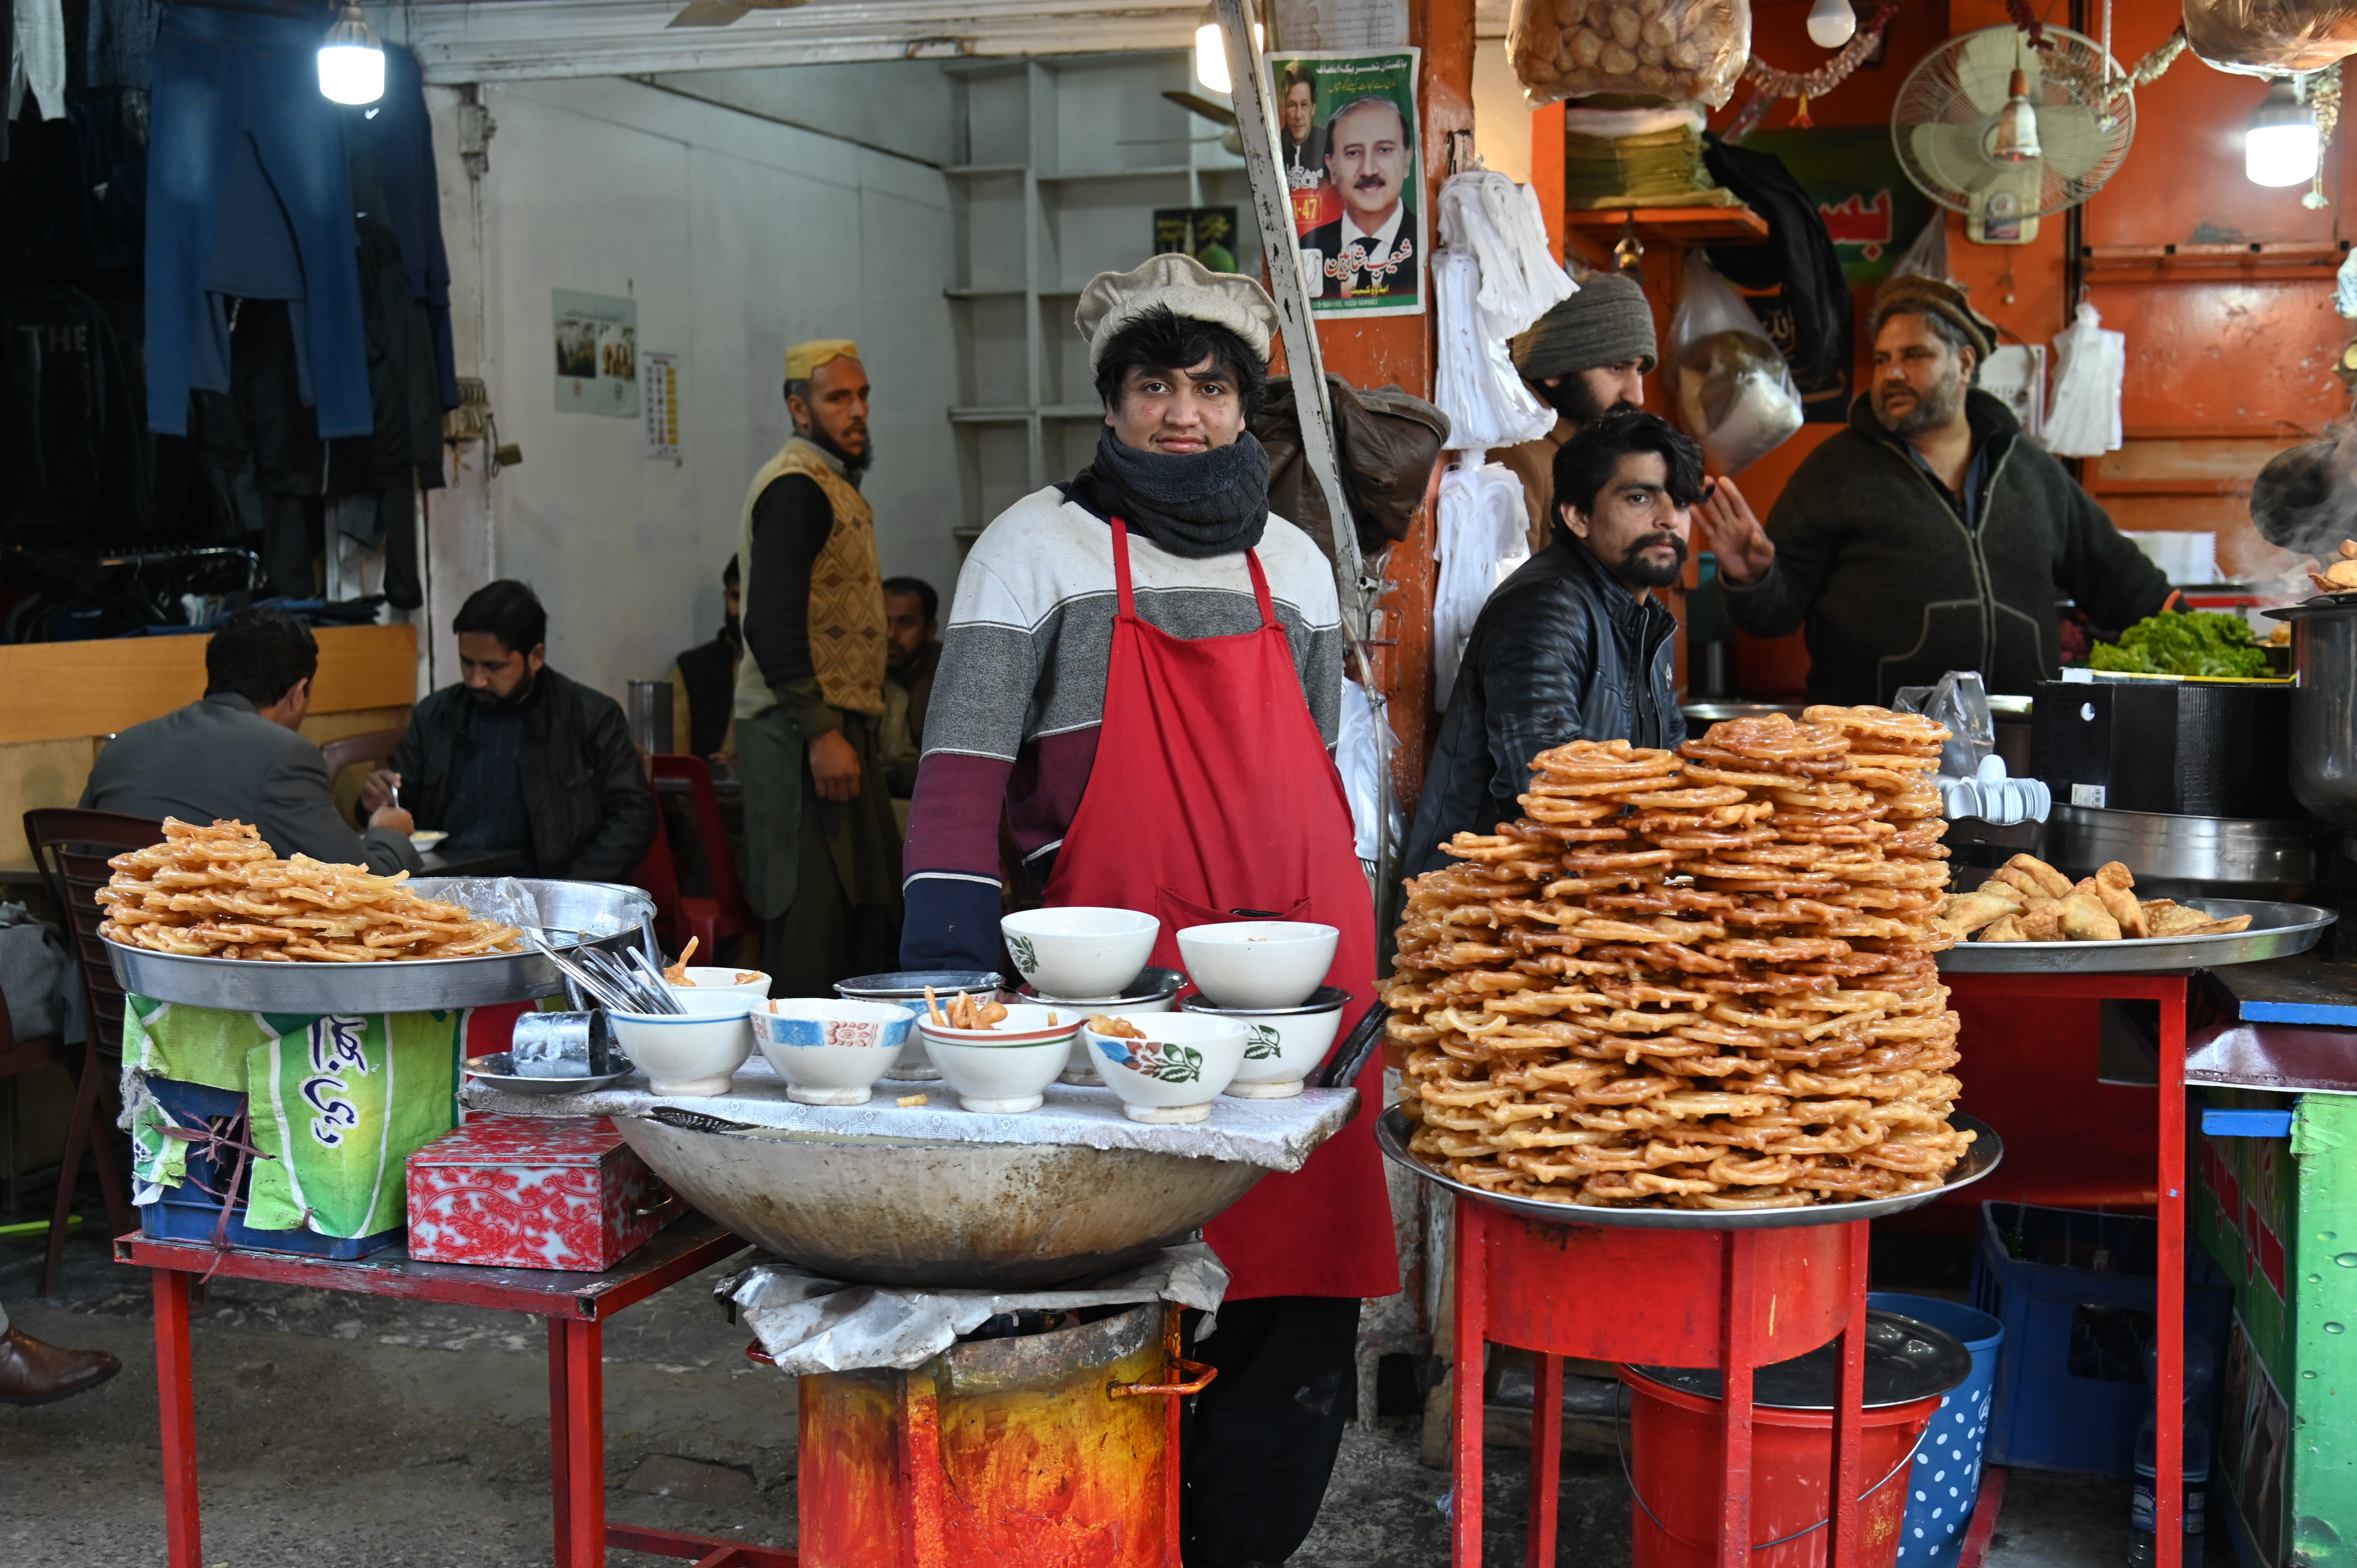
[1387,712,1974,1210]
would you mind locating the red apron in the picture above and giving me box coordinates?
[1042,521,1399,1301]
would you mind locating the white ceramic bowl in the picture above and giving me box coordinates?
[914,1001,1089,1049]
[921,1035,1071,1114]
[609,991,755,1097]
[836,971,1006,1082]
[1001,907,1159,1001]
[751,999,914,1106]
[666,966,773,998]
[1179,986,1350,1099]
[1176,922,1338,1011]
[1032,968,1185,1085]
[1083,1013,1249,1124]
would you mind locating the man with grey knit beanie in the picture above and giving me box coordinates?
[1496,270,1659,552]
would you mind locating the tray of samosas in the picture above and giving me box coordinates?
[1934,853,2334,973]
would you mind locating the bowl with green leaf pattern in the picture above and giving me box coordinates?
[1000,907,1159,1000]
[1179,986,1351,1099]
[1083,1013,1247,1124]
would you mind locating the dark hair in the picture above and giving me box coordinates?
[1325,94,1408,145]
[1869,304,1983,386]
[723,553,740,588]
[204,607,319,706]
[1550,411,1707,527]
[1280,64,1315,97]
[453,579,548,656]
[1092,305,1268,417]
[881,576,939,626]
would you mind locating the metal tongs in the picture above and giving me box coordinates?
[527,932,683,1015]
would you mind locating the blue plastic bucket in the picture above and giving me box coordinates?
[1871,1292,2004,1567]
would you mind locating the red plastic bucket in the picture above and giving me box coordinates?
[1621,1370,1942,1568]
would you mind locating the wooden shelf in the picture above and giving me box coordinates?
[2081,240,2348,279]
[1563,205,1769,245]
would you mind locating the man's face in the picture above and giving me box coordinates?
[1283,81,1315,141]
[790,357,872,467]
[1871,314,1972,439]
[458,631,544,710]
[1541,361,1646,425]
[1104,353,1247,455]
[1323,101,1409,230]
[883,591,934,669]
[1562,451,1691,592]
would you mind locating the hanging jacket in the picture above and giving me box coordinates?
[1703,136,1855,422]
[1719,389,2175,703]
[0,279,148,533]
[1403,531,1683,880]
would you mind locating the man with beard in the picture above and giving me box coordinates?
[1278,64,1324,187]
[670,554,742,763]
[901,254,1394,1568]
[1403,411,1697,879]
[1698,275,2173,703]
[732,340,898,993]
[362,581,656,880]
[1495,270,1657,553]
[1300,95,1417,301]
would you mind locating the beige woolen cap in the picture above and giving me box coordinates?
[1074,253,1281,371]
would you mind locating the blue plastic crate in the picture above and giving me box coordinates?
[140,1077,402,1261]
[1970,1201,2230,1478]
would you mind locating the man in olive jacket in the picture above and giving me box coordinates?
[362,581,656,882]
[1700,276,2173,703]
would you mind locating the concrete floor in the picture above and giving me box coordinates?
[0,1202,2180,1567]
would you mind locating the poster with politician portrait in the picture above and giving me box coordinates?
[1265,48,1424,319]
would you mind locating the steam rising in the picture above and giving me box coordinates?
[2252,427,2357,561]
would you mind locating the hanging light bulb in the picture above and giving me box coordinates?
[1193,4,1262,96]
[318,2,385,106]
[2246,78,2320,188]
[1806,0,1857,49]
[1989,69,2042,163]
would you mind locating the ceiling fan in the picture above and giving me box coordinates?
[667,0,808,30]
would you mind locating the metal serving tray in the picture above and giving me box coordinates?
[103,879,656,1013]
[1935,897,2334,974]
[1376,1107,2002,1231]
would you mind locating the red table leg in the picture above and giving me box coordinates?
[153,1268,201,1568]
[1453,1195,1488,1568]
[1829,1218,1870,1568]
[548,1317,574,1567]
[557,1317,606,1568]
[1526,1352,1562,1567]
[2156,979,2187,1568]
[1719,1230,1758,1568]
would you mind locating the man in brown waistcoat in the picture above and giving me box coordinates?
[735,339,899,994]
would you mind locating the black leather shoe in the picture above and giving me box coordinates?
[0,1327,122,1406]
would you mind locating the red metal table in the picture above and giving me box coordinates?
[1943,969,2193,1568]
[117,1213,797,1568]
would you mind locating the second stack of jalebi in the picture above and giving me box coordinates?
[1387,710,1974,1210]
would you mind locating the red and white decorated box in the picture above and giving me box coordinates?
[405,1114,682,1271]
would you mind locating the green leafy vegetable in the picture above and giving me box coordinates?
[2087,611,2271,679]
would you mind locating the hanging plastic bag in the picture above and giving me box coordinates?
[1885,214,1952,286]
[2184,0,2357,75]
[1894,669,1995,779]
[1507,0,1751,108]
[1434,251,1556,453]
[1432,464,1533,708]
[1666,253,1801,474]
[1335,677,1402,865]
[2043,302,2125,459]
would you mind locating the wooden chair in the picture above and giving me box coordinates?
[320,727,405,828]
[22,809,157,1294]
[649,755,756,965]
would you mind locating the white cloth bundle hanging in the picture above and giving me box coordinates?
[1434,251,1555,453]
[1437,171,1577,342]
[1431,463,1532,710]
[2044,302,2125,458]
[1334,677,1400,864]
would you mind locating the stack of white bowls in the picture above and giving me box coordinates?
[1173,923,1347,1100]
[1000,908,1171,1085]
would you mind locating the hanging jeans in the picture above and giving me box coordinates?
[145,6,369,440]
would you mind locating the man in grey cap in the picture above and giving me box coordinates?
[1496,269,1659,553]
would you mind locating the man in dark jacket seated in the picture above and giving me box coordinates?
[1696,275,2174,703]
[83,606,421,874]
[360,581,656,882]
[1403,410,1699,879]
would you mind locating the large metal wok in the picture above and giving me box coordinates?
[616,1114,1268,1289]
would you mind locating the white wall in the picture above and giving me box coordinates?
[436,70,961,704]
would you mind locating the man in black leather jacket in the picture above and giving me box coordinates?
[1404,412,1700,879]
[362,581,657,882]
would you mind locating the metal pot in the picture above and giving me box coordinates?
[2043,807,2335,903]
[2266,599,2357,828]
[613,1117,1265,1289]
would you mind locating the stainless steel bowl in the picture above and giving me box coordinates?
[2265,599,2357,828]
[1680,702,1806,726]
[832,971,1005,1081]
[2043,806,2336,902]
[614,1115,1266,1288]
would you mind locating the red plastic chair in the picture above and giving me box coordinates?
[22,808,154,1294]
[629,799,685,955]
[649,755,755,964]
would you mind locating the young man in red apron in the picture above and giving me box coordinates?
[901,253,1398,1565]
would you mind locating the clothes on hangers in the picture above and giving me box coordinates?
[0,277,148,533]
[8,0,66,125]
[82,0,161,92]
[344,45,458,411]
